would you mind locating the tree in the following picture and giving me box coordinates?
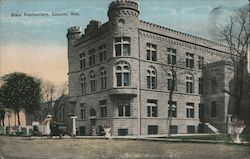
[41,81,56,115]
[0,103,5,126]
[209,5,249,118]
[0,72,42,127]
[166,66,176,137]
[41,81,56,102]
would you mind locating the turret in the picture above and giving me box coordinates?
[108,0,140,20]
[107,0,140,34]
[67,26,81,45]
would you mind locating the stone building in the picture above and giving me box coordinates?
[66,0,234,136]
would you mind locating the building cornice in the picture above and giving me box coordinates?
[139,29,231,57]
[139,20,230,53]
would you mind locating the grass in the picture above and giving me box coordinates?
[1,136,250,159]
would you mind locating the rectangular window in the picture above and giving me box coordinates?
[186,82,194,94]
[167,48,176,65]
[80,103,86,120]
[118,129,128,136]
[186,52,194,68]
[123,73,129,86]
[211,80,218,94]
[116,73,122,87]
[118,104,123,117]
[198,56,204,70]
[186,75,194,94]
[148,125,158,135]
[147,76,151,89]
[146,43,157,61]
[99,44,107,63]
[170,125,178,134]
[186,102,194,118]
[90,79,96,92]
[211,101,217,118]
[199,103,205,122]
[125,104,130,116]
[89,49,95,66]
[118,99,131,117]
[199,78,204,95]
[101,76,107,90]
[147,99,157,117]
[168,101,177,118]
[100,100,107,118]
[79,53,86,69]
[81,81,86,94]
[187,125,196,134]
[123,44,130,56]
[115,44,121,56]
[99,100,107,105]
[151,76,156,89]
[115,37,130,56]
[100,107,107,118]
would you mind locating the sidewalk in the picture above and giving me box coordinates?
[28,134,250,146]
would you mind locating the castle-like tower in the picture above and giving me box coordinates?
[66,0,233,136]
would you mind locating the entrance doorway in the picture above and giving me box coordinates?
[79,126,86,136]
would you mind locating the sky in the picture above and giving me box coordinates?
[0,0,248,87]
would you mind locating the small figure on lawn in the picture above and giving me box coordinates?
[42,114,53,138]
[103,124,112,140]
[92,127,97,136]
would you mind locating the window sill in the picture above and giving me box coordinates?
[109,87,137,96]
[78,119,86,121]
[99,117,108,118]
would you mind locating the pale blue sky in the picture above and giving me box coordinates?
[0,0,248,84]
[0,0,248,46]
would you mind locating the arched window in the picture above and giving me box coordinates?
[167,70,177,91]
[89,71,96,92]
[80,73,86,94]
[115,61,130,86]
[186,73,194,93]
[100,67,107,90]
[147,66,156,89]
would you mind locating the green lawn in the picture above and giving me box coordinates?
[1,136,249,159]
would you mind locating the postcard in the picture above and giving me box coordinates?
[0,0,249,158]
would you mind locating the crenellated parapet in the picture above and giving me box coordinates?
[67,26,82,41]
[108,0,139,16]
[108,0,140,21]
[139,31,231,60]
[85,20,102,35]
[74,22,109,47]
[139,20,229,53]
